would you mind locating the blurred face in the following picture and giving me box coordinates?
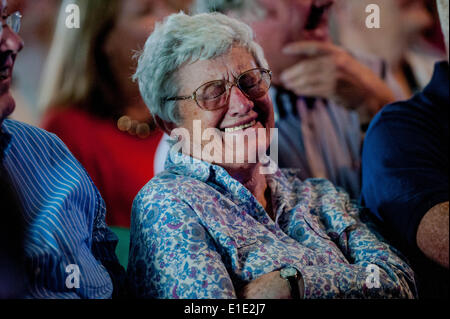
[398,0,433,41]
[18,0,59,43]
[247,0,333,82]
[336,0,431,65]
[0,0,24,126]
[174,46,275,171]
[104,0,189,103]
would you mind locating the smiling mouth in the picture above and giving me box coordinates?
[223,120,257,133]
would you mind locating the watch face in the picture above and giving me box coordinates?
[281,267,297,278]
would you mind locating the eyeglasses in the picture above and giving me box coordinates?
[0,11,22,36]
[167,68,272,111]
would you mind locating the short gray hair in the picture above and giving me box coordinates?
[134,12,269,124]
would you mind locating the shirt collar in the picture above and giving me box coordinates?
[164,148,293,222]
[165,149,213,182]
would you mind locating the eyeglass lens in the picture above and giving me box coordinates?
[1,12,21,35]
[196,69,270,110]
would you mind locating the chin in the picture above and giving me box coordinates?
[219,133,270,171]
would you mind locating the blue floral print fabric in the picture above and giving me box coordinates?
[127,150,416,299]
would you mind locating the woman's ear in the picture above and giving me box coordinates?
[153,115,177,135]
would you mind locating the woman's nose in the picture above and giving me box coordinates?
[228,85,254,116]
[0,26,24,53]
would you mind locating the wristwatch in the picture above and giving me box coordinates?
[280,267,301,299]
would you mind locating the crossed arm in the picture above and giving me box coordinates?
[242,199,417,299]
[128,195,416,299]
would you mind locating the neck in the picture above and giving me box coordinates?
[227,163,261,189]
[227,163,273,218]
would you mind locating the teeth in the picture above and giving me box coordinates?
[224,120,256,133]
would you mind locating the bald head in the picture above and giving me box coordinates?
[436,0,449,59]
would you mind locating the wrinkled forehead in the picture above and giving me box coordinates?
[177,46,258,88]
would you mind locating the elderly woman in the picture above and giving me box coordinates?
[127,12,416,299]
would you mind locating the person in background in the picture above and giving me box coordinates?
[0,0,123,298]
[193,0,396,199]
[9,0,59,125]
[39,0,192,267]
[333,0,445,99]
[361,0,449,299]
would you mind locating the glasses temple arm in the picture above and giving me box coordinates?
[166,95,195,102]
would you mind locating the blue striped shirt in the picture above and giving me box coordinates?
[1,119,122,299]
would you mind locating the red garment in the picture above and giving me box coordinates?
[42,108,163,228]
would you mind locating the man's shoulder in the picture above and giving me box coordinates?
[374,95,423,120]
[2,119,87,180]
[366,93,440,146]
[3,119,67,148]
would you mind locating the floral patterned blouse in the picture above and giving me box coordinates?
[127,150,417,299]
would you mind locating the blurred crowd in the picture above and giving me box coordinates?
[10,0,446,122]
[1,0,448,299]
[11,0,445,217]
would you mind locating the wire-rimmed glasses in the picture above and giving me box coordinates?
[166,68,272,111]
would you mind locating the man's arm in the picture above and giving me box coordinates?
[416,202,449,268]
[91,195,127,298]
[243,181,416,299]
[361,100,449,269]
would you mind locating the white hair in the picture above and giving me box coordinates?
[134,12,269,124]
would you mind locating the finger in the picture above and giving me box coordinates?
[280,56,332,83]
[282,40,340,57]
